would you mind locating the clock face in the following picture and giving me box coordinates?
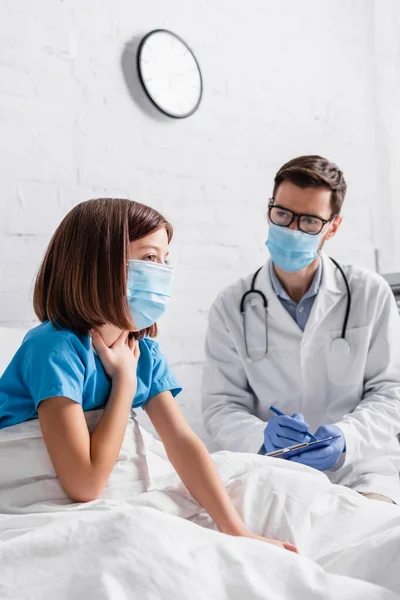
[137,30,202,118]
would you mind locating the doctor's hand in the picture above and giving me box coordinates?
[263,412,313,454]
[288,424,345,471]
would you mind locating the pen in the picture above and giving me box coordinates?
[269,405,319,442]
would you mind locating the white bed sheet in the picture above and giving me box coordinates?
[0,411,399,599]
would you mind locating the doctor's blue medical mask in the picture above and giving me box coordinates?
[265,223,328,272]
[127,260,173,331]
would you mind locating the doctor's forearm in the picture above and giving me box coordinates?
[163,434,247,535]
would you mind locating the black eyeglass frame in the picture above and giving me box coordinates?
[268,198,337,236]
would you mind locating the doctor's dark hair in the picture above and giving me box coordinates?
[273,155,347,214]
[33,198,173,337]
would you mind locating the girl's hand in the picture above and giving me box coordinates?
[243,530,299,553]
[92,330,140,389]
[232,528,299,553]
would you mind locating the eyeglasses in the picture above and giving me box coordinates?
[268,201,336,235]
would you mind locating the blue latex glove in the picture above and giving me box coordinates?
[288,424,345,471]
[263,412,313,454]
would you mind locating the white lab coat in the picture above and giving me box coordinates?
[202,253,400,502]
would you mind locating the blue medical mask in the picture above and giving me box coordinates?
[127,260,173,331]
[265,223,322,272]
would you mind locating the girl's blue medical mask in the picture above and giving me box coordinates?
[265,223,324,272]
[127,260,173,331]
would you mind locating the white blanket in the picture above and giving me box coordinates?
[0,411,399,599]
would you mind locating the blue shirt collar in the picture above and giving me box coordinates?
[269,260,323,304]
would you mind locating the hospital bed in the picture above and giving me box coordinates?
[0,325,399,599]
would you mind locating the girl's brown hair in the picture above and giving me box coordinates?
[33,198,173,337]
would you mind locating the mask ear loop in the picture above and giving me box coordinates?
[322,215,338,239]
[317,216,337,255]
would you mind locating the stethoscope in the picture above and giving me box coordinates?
[240,258,351,362]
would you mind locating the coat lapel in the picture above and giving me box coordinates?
[248,261,303,338]
[302,252,344,346]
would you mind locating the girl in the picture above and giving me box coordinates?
[0,198,297,553]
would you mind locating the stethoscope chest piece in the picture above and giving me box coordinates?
[331,337,350,357]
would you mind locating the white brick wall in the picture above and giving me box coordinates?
[0,0,398,445]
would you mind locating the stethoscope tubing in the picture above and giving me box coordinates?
[241,258,351,359]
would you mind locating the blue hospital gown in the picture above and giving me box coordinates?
[0,321,182,430]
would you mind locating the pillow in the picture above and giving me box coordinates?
[0,326,28,375]
[0,409,156,509]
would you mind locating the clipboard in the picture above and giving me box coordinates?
[265,436,338,459]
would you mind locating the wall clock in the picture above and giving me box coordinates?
[137,29,203,118]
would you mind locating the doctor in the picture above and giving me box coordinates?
[202,155,400,504]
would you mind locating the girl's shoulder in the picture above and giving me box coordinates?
[137,337,181,399]
[22,321,90,358]
[138,337,164,358]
